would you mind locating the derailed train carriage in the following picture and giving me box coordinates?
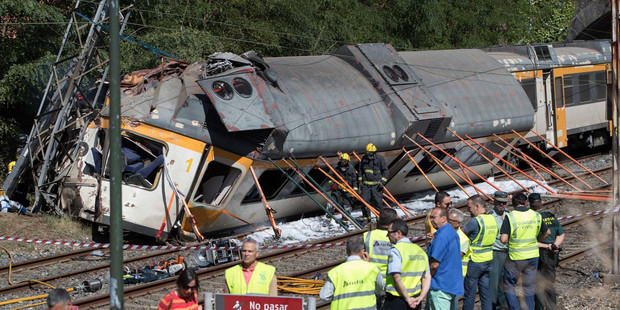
[14,40,614,241]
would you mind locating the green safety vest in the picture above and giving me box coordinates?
[457,228,470,277]
[507,209,542,260]
[225,262,275,295]
[327,259,380,310]
[364,229,392,275]
[470,214,499,263]
[385,242,428,297]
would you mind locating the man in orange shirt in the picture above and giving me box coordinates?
[224,239,277,295]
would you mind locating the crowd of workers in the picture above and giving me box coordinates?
[43,143,565,310]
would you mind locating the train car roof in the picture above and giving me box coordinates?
[485,40,610,72]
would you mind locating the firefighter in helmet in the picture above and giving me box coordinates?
[327,153,358,222]
[358,143,388,222]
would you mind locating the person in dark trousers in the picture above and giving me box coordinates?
[462,195,498,310]
[530,193,564,310]
[488,191,510,310]
[320,236,385,309]
[327,153,358,221]
[500,193,550,310]
[358,143,389,223]
[385,218,431,310]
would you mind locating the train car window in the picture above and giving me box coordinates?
[563,76,574,106]
[393,65,409,82]
[213,81,234,100]
[242,168,293,203]
[554,77,564,109]
[102,134,166,189]
[289,166,329,196]
[383,66,399,82]
[595,71,606,101]
[193,161,241,206]
[578,74,591,104]
[534,46,552,61]
[519,78,537,110]
[232,78,252,98]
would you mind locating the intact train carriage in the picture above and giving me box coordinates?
[43,40,614,241]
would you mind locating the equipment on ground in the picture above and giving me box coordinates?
[194,239,241,267]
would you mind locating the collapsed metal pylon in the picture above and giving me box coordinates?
[1,0,135,213]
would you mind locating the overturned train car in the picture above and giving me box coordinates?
[54,41,609,240]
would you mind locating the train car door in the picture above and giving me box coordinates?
[552,73,568,147]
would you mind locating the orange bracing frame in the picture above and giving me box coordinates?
[280,159,363,228]
[249,166,282,239]
[222,209,275,235]
[447,128,530,193]
[317,157,379,217]
[350,152,412,217]
[414,133,505,193]
[511,130,593,189]
[156,194,176,242]
[530,129,608,185]
[404,134,490,200]
[492,135,567,193]
[402,147,439,192]
[174,184,205,242]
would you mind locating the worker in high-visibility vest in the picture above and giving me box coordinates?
[364,208,398,275]
[320,236,385,309]
[462,195,499,310]
[500,193,550,310]
[224,239,277,295]
[384,218,431,309]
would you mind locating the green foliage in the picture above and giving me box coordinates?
[0,0,64,77]
[0,0,581,170]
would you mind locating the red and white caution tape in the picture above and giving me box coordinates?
[0,206,617,251]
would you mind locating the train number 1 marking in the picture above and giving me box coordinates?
[185,158,193,173]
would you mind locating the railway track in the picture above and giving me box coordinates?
[0,152,613,309]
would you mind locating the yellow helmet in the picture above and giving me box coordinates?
[7,161,16,172]
[366,143,377,152]
[339,153,350,161]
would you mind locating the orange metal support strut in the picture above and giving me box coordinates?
[447,128,530,193]
[414,133,505,193]
[249,166,282,238]
[404,134,490,200]
[512,130,593,189]
[402,147,439,192]
[530,129,608,185]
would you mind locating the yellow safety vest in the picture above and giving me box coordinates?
[385,242,428,297]
[225,262,275,295]
[470,214,498,263]
[363,229,392,275]
[507,209,542,260]
[457,228,470,277]
[327,259,379,310]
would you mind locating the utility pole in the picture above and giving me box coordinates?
[108,0,124,308]
[612,0,619,275]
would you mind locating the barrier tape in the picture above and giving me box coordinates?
[0,206,617,252]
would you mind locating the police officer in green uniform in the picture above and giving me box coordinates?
[529,193,564,310]
[488,191,510,310]
[500,193,550,310]
[320,236,385,310]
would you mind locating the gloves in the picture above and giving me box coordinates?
[331,184,337,191]
[377,183,383,190]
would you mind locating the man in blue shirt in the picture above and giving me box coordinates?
[426,207,464,310]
